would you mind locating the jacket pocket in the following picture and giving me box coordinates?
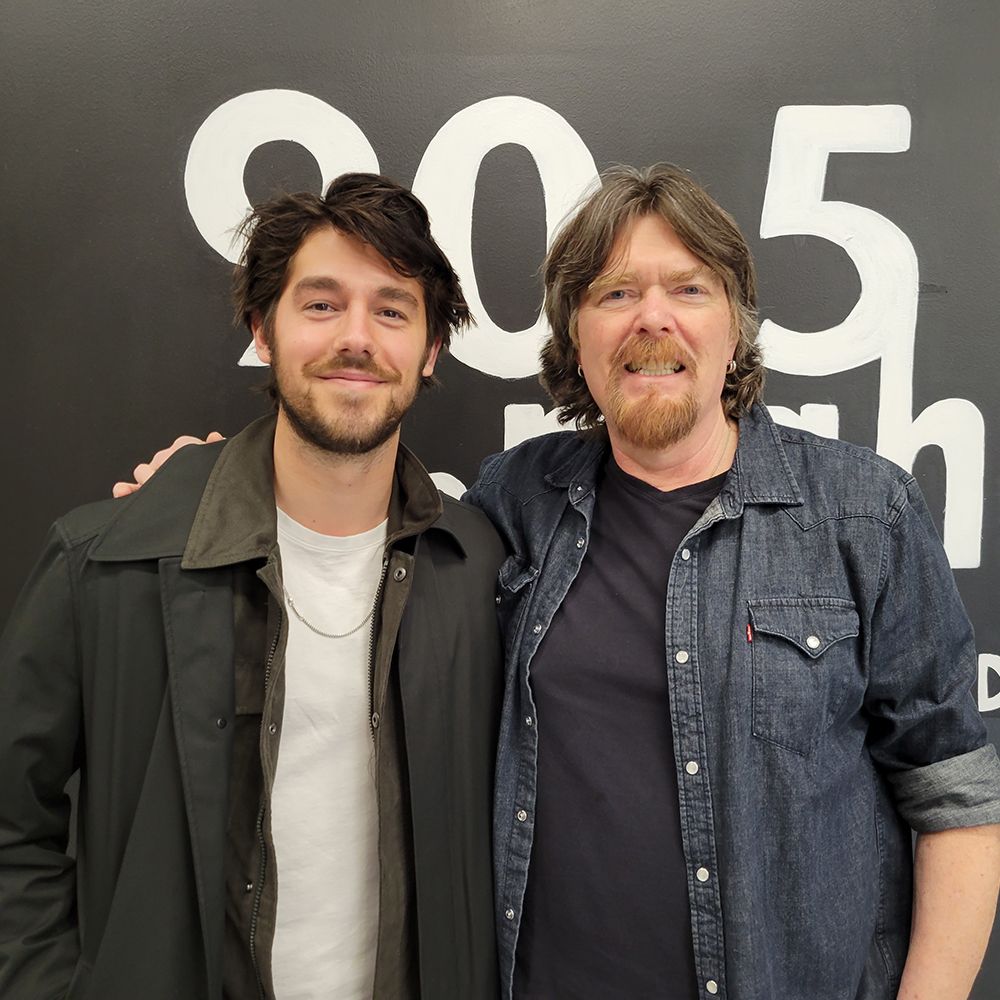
[496,556,538,661]
[749,597,859,756]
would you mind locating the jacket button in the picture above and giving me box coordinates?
[525,716,533,727]
[267,722,277,735]
[215,717,227,729]
[243,880,253,894]
[706,982,719,995]
[532,623,542,634]
[516,809,528,822]
[681,548,691,561]
[496,595,502,605]
[505,908,515,920]
[806,634,821,649]
[696,867,710,882]
[393,567,407,582]
[675,649,690,664]
[576,537,585,548]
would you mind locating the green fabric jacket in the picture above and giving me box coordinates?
[0,416,505,1000]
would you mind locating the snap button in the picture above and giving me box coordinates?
[505,907,515,920]
[267,722,277,735]
[371,712,380,729]
[243,880,254,894]
[681,548,691,561]
[706,981,719,995]
[675,649,690,664]
[533,623,542,634]
[525,716,533,727]
[216,717,227,729]
[496,595,502,605]
[516,809,528,822]
[685,760,699,775]
[696,867,710,882]
[576,537,585,548]
[806,634,821,650]
[393,567,407,582]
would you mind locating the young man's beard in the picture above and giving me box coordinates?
[602,338,700,451]
[272,347,423,457]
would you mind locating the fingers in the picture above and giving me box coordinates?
[112,431,228,498]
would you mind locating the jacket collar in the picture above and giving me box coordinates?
[90,413,455,566]
[543,403,802,512]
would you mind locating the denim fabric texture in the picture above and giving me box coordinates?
[464,403,1000,1000]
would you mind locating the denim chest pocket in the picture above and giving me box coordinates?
[496,556,539,658]
[749,598,860,756]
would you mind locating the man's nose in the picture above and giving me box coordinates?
[335,303,377,355]
[635,288,678,338]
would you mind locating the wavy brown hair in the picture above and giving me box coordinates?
[540,163,763,428]
[233,172,471,396]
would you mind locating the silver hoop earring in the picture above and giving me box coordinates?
[577,364,584,377]
[726,359,737,375]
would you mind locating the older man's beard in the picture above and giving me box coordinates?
[603,337,700,451]
[273,346,423,457]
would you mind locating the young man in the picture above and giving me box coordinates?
[466,164,1000,1000]
[0,174,504,1000]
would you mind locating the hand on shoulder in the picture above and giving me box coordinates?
[112,431,226,497]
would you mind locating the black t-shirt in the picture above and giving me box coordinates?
[514,456,725,1000]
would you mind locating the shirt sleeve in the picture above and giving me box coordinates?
[0,524,82,997]
[865,476,1000,832]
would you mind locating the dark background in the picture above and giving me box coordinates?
[2,0,998,991]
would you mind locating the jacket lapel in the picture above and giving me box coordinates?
[159,556,235,999]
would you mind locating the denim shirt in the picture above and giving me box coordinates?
[464,403,1000,1000]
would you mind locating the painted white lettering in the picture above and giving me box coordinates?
[759,105,983,567]
[184,89,378,366]
[978,654,1000,713]
[430,471,466,499]
[503,403,567,450]
[412,96,598,379]
[767,404,840,439]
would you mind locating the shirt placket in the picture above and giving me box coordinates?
[666,496,732,998]
[500,481,594,981]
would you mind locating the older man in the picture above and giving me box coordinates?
[466,164,1000,1000]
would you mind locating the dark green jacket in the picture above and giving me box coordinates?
[0,416,505,1000]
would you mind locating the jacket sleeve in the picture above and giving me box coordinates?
[0,524,82,997]
[864,477,1000,833]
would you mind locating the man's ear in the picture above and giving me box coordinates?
[422,337,443,378]
[251,313,272,366]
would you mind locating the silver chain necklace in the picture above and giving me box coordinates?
[282,584,379,639]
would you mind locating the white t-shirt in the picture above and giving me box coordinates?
[269,508,387,1000]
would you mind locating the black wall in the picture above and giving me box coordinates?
[2,1,998,991]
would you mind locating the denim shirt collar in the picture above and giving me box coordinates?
[543,403,803,514]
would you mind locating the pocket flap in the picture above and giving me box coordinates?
[749,599,859,658]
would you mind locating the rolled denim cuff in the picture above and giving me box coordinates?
[887,743,1000,832]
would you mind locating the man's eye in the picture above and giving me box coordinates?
[381,308,404,320]
[307,302,335,312]
[679,285,704,296]
[601,289,628,302]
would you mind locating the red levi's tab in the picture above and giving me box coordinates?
[746,622,753,643]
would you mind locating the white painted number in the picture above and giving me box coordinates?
[413,96,598,379]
